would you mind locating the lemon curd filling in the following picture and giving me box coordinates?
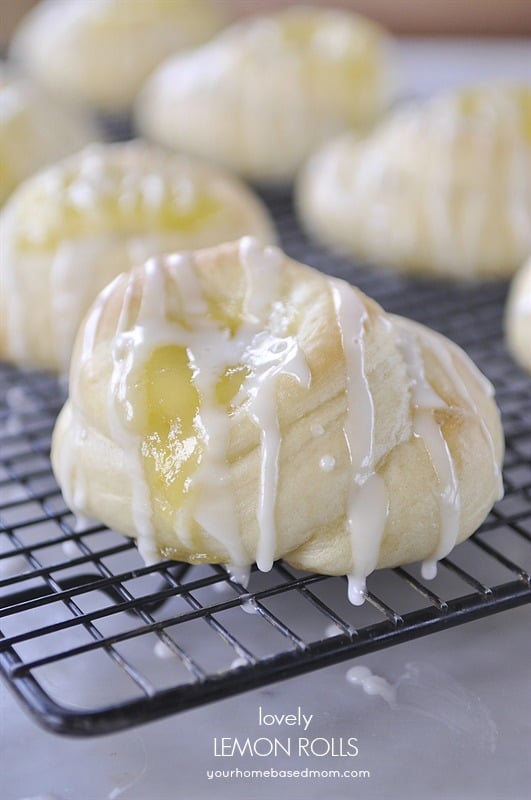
[135,346,201,525]
[13,165,221,251]
[132,342,249,539]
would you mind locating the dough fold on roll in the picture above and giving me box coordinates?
[506,255,531,373]
[0,141,276,372]
[10,0,224,112]
[297,84,531,279]
[136,6,392,185]
[52,238,504,602]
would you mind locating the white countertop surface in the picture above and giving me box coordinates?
[2,605,530,800]
[1,37,531,800]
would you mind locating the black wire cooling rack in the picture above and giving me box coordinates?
[1,192,531,737]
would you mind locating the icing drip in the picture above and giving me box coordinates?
[240,596,259,614]
[237,238,311,571]
[226,563,251,587]
[331,279,388,606]
[346,665,397,707]
[241,329,311,571]
[394,318,461,579]
[414,410,460,575]
[319,454,336,472]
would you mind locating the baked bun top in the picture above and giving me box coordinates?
[136,6,392,184]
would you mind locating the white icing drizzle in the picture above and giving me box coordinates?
[395,315,503,577]
[73,513,92,533]
[345,664,397,707]
[240,596,259,614]
[319,454,336,472]
[311,423,325,437]
[107,267,164,565]
[185,285,246,569]
[103,237,310,573]
[414,409,460,577]
[432,334,504,501]
[226,563,251,587]
[421,560,438,581]
[240,236,282,321]
[331,279,388,606]
[394,318,461,579]
[241,329,311,571]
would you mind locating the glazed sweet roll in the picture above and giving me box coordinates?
[136,6,392,184]
[0,141,276,372]
[52,238,504,603]
[9,0,225,112]
[297,84,531,278]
